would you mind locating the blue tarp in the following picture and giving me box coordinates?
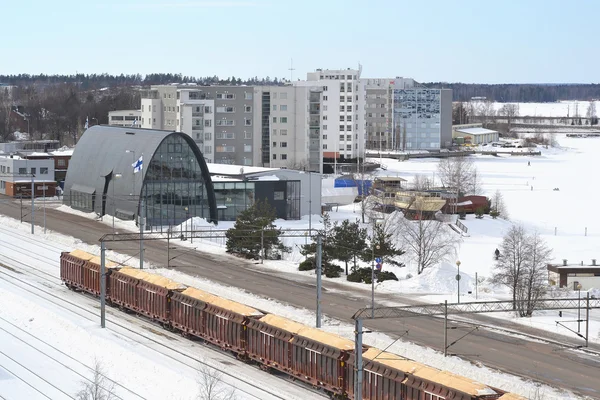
[334,178,372,196]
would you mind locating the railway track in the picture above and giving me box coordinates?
[0,264,325,400]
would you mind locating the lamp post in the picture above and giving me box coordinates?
[125,149,135,195]
[576,282,582,333]
[112,173,122,235]
[184,206,189,240]
[371,242,380,319]
[456,260,461,303]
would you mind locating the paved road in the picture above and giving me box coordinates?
[2,200,599,398]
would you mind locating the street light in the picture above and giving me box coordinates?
[183,206,189,241]
[576,282,582,333]
[456,260,461,303]
[371,241,380,319]
[112,173,122,235]
[125,149,135,195]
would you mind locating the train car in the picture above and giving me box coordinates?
[171,287,218,337]
[246,314,307,373]
[346,348,503,400]
[496,395,526,400]
[203,296,263,353]
[60,250,119,295]
[110,268,185,323]
[60,250,93,290]
[289,326,356,397]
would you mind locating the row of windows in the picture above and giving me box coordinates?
[272,129,288,135]
[205,131,252,140]
[320,74,356,80]
[271,153,288,160]
[215,119,252,126]
[272,142,287,148]
[214,145,252,153]
[271,92,288,100]
[216,92,253,100]
[272,104,288,111]
[18,167,49,175]
[339,115,352,122]
[272,117,288,123]
[322,144,354,151]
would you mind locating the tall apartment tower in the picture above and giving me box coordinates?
[294,68,367,171]
[140,85,255,165]
[253,85,322,173]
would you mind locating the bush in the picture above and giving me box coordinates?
[377,271,398,282]
[298,257,316,271]
[475,206,485,219]
[324,262,343,278]
[347,267,374,284]
[347,271,363,282]
[490,210,500,219]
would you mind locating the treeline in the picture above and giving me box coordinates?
[0,84,139,144]
[423,82,600,102]
[0,73,286,90]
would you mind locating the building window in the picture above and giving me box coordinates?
[346,105,352,112]
[340,83,345,92]
[164,106,166,111]
[323,144,328,149]
[273,105,277,111]
[280,129,288,135]
[245,92,253,100]
[323,95,328,101]
[216,132,235,139]
[272,129,277,135]
[216,145,235,152]
[204,132,212,140]
[280,117,288,123]
[339,135,344,141]
[244,105,252,112]
[323,86,328,91]
[340,96,345,102]
[280,142,287,148]
[347,115,352,121]
[323,125,327,130]
[273,142,277,147]
[205,119,212,127]
[272,92,277,99]
[323,115,328,120]
[346,135,352,141]
[216,93,235,100]
[339,115,344,121]
[280,92,288,99]
[272,154,277,160]
[204,106,212,113]
[244,144,252,152]
[346,144,352,150]
[322,134,327,140]
[153,118,156,123]
[216,106,235,113]
[281,154,287,160]
[204,145,212,154]
[347,125,352,131]
[216,120,235,126]
[244,131,252,139]
[280,105,288,111]
[272,117,277,123]
[30,168,36,175]
[244,118,252,126]
[244,157,252,166]
[19,168,26,174]
[339,125,345,131]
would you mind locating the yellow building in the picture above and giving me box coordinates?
[452,123,499,145]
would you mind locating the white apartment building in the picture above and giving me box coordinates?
[253,85,322,172]
[294,68,367,167]
[108,110,141,127]
[0,154,56,196]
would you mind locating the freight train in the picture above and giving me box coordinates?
[60,250,523,400]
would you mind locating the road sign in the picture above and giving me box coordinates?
[376,263,382,271]
[375,257,382,263]
[455,274,461,281]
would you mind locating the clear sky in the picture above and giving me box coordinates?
[2,0,597,84]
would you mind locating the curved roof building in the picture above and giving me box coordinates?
[64,126,217,227]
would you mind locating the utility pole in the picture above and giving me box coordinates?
[139,199,145,269]
[260,227,265,264]
[354,318,363,400]
[443,300,448,356]
[316,235,322,328]
[30,174,34,234]
[100,241,106,328]
[43,185,46,234]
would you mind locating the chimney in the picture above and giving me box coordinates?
[593,259,597,266]
[562,259,568,266]
[581,261,584,266]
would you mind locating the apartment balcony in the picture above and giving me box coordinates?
[309,106,321,115]
[192,125,204,131]
[192,112,204,117]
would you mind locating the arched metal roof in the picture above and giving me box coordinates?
[64,125,217,223]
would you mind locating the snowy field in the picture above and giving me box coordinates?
[489,100,599,118]
[2,133,600,399]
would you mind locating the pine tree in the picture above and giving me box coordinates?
[300,213,342,278]
[225,199,289,260]
[361,223,405,267]
[330,219,368,275]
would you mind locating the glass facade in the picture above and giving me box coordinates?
[213,181,255,221]
[393,89,442,150]
[142,135,211,229]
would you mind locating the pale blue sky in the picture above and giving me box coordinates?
[2,0,597,83]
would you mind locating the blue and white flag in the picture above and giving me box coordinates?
[132,155,143,174]
[132,118,137,127]
[84,116,89,129]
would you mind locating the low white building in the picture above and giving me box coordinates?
[108,110,141,127]
[452,123,499,145]
[0,154,56,197]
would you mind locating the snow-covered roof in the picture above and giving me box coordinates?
[28,152,50,157]
[211,175,242,182]
[251,174,280,181]
[206,163,278,176]
[455,127,498,135]
[50,148,74,156]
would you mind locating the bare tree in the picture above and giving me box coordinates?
[491,190,508,219]
[197,362,236,400]
[586,102,598,125]
[498,103,519,134]
[437,156,481,196]
[412,174,434,191]
[516,232,552,317]
[76,360,118,400]
[394,207,458,274]
[493,225,528,310]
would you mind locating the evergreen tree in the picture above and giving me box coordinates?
[361,223,406,267]
[299,213,342,278]
[225,199,289,260]
[330,219,368,275]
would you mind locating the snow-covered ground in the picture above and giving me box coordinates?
[486,100,600,118]
[2,132,600,399]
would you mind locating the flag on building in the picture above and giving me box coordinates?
[132,118,137,127]
[84,116,89,129]
[132,155,143,173]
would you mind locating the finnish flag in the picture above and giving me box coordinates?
[132,118,137,127]
[84,116,89,129]
[132,155,143,174]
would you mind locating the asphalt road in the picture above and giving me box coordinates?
[2,199,599,398]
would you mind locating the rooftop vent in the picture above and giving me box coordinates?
[593,259,597,266]
[562,259,568,266]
